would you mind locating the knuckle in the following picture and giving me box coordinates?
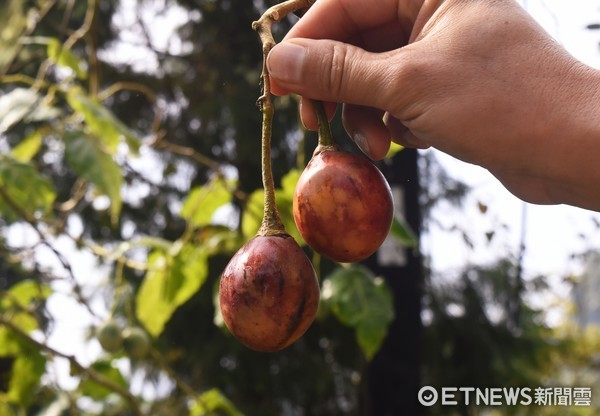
[324,44,350,99]
[389,52,422,89]
[385,51,430,111]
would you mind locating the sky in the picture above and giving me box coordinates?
[423,0,600,322]
[530,0,600,68]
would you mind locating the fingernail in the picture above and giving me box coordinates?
[267,42,306,84]
[352,132,372,158]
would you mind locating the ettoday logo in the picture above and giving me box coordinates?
[418,386,438,407]
[418,386,593,407]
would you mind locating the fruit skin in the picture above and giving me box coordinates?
[122,327,151,360]
[293,146,394,263]
[219,234,320,352]
[96,321,123,353]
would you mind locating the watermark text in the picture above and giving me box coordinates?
[418,386,592,407]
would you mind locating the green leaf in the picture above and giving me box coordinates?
[6,313,38,336]
[212,280,224,329]
[390,216,418,248]
[196,225,244,256]
[47,38,87,79]
[0,328,21,356]
[6,348,46,406]
[66,88,139,155]
[322,266,394,360]
[79,360,128,400]
[280,168,301,193]
[0,280,49,355]
[241,189,264,238]
[130,235,173,251]
[64,131,122,223]
[0,280,52,336]
[1,280,51,310]
[136,245,209,337]
[0,156,56,220]
[181,178,232,227]
[0,401,16,416]
[11,130,44,162]
[191,388,243,416]
[242,169,304,244]
[278,169,304,244]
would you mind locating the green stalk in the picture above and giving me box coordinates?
[312,100,335,147]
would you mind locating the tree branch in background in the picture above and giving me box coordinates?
[0,0,59,78]
[0,316,144,416]
[149,138,248,201]
[0,184,98,319]
[98,81,164,137]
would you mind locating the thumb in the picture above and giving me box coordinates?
[267,39,394,109]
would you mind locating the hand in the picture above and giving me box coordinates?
[267,0,600,210]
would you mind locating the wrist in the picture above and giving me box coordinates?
[537,63,600,210]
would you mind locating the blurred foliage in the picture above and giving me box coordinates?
[0,1,599,415]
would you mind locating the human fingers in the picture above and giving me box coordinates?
[270,0,415,97]
[270,10,408,98]
[383,112,430,149]
[342,104,391,160]
[267,38,403,111]
[284,0,423,44]
[269,20,407,97]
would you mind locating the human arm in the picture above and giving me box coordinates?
[267,0,600,211]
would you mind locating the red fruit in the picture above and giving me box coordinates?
[293,146,394,263]
[219,234,320,352]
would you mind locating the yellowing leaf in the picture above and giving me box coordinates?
[136,245,208,337]
[11,130,43,162]
[241,189,264,239]
[191,388,242,416]
[181,178,233,227]
[0,282,48,346]
[47,38,87,79]
[281,168,301,194]
[1,279,51,310]
[0,281,50,340]
[385,142,404,159]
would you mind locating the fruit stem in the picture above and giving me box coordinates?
[258,98,286,236]
[312,100,335,147]
[252,0,316,236]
